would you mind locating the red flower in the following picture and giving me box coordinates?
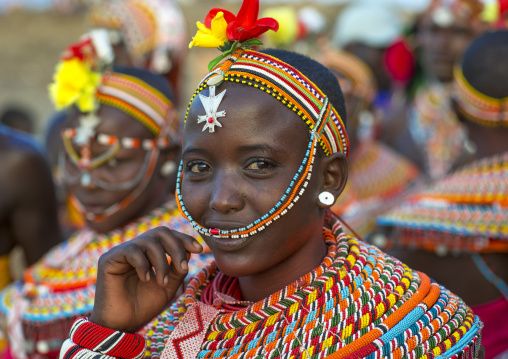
[204,0,279,42]
[61,37,96,63]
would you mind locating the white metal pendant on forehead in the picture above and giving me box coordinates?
[197,86,226,133]
[74,113,100,145]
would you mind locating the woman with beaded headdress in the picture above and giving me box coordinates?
[45,0,188,237]
[382,0,484,180]
[0,36,212,359]
[58,0,483,358]
[378,31,508,359]
[320,49,421,239]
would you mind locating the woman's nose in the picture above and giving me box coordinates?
[209,171,245,214]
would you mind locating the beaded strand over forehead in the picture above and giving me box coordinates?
[185,49,349,157]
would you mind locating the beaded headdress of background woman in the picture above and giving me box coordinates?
[49,33,177,223]
[175,0,349,239]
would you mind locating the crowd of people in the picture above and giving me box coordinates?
[0,0,506,358]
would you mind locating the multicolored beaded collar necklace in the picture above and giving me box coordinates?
[141,214,483,359]
[0,201,211,357]
[176,49,349,239]
[377,152,508,254]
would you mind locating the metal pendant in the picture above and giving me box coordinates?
[197,86,227,133]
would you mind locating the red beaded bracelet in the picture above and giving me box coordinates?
[69,317,146,359]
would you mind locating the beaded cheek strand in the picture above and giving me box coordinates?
[177,93,333,239]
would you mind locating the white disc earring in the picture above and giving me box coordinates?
[160,161,177,177]
[318,191,335,206]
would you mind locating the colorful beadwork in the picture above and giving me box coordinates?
[176,132,317,239]
[410,83,466,180]
[332,141,421,238]
[96,72,177,137]
[377,152,508,253]
[0,201,213,356]
[62,317,146,359]
[185,49,349,157]
[132,214,483,359]
[178,48,348,239]
[454,66,508,127]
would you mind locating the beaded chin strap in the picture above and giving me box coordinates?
[176,49,349,239]
[454,66,508,127]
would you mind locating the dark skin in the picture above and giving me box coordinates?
[90,83,348,332]
[64,105,178,234]
[418,15,475,83]
[380,16,475,165]
[0,134,62,265]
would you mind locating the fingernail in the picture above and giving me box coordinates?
[181,261,188,271]
[193,241,202,249]
[146,272,150,282]
[163,276,169,286]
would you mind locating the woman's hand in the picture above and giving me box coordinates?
[89,226,203,333]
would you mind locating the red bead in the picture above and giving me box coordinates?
[210,229,219,235]
[208,117,214,123]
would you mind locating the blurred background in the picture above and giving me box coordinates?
[0,0,438,137]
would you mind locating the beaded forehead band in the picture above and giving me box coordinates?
[186,49,349,156]
[454,66,508,126]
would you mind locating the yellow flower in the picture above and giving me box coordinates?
[48,58,102,112]
[189,12,229,49]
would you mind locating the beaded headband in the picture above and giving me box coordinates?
[185,49,349,156]
[96,72,176,137]
[320,49,377,105]
[87,0,157,63]
[454,66,508,126]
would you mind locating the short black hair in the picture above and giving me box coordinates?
[461,30,508,99]
[260,49,348,130]
[112,66,176,103]
[0,106,34,133]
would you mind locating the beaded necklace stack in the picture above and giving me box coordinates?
[107,215,484,359]
[0,201,212,358]
[332,141,421,238]
[377,152,508,255]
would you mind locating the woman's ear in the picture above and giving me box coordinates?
[317,152,348,209]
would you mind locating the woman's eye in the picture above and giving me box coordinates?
[246,160,273,170]
[189,163,211,173]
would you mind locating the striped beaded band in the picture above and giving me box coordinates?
[185,49,349,157]
[96,72,177,138]
[61,317,146,359]
[454,66,508,127]
[321,49,377,104]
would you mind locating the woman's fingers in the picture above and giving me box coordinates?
[102,227,202,286]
